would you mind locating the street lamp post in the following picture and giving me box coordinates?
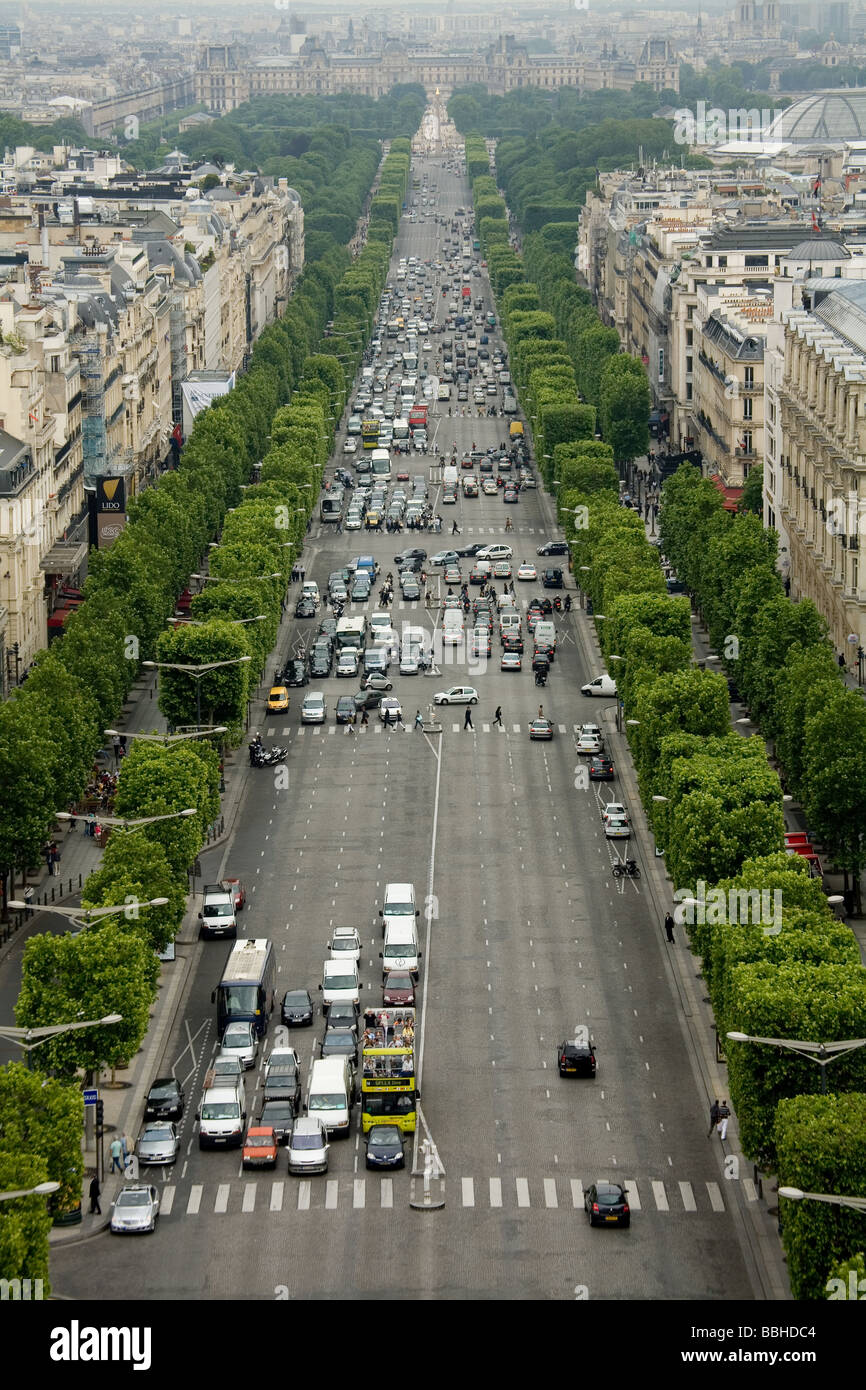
[142,656,252,729]
[104,727,227,748]
[726,1031,866,1095]
[56,809,196,833]
[0,1181,60,1202]
[778,1186,866,1216]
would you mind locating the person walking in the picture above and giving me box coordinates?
[49,842,60,877]
[707,1099,721,1138]
[464,706,473,730]
[109,1136,124,1174]
[717,1101,731,1141]
[537,704,544,720]
[361,706,369,727]
[88,1175,102,1215]
[414,709,424,731]
[493,705,502,728]
[664,911,675,943]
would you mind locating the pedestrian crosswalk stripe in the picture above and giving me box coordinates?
[679,1181,696,1212]
[570,1179,584,1209]
[328,726,335,735]
[161,1185,175,1215]
[557,724,566,734]
[707,1181,725,1212]
[489,1177,502,1208]
[266,726,275,736]
[516,1177,530,1208]
[512,723,520,733]
[452,723,460,732]
[297,1181,311,1210]
[543,1177,558,1209]
[270,1182,284,1212]
[325,1179,339,1210]
[462,1177,475,1207]
[651,1181,669,1212]
[624,1180,641,1211]
[215,1183,230,1214]
[298,727,305,736]
[242,1183,256,1212]
[282,726,291,735]
[482,723,490,732]
[381,1178,393,1209]
[353,1178,365,1209]
[743,1178,758,1203]
[187,1184,202,1215]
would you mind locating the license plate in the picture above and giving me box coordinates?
[605,1214,618,1222]
[564,1066,576,1073]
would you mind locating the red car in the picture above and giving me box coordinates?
[383,970,416,1006]
[221,877,246,911]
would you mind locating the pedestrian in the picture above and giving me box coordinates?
[493,705,502,727]
[717,1100,731,1141]
[361,707,369,726]
[88,1175,102,1215]
[538,704,544,720]
[464,706,473,730]
[707,1099,721,1138]
[414,709,424,731]
[396,710,407,731]
[664,911,675,943]
[109,1136,124,1174]
[49,842,60,876]
[383,708,392,729]
[121,1132,130,1166]
[839,651,846,671]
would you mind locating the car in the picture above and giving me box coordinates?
[242,1125,279,1169]
[318,617,338,642]
[365,511,382,530]
[362,672,393,692]
[602,802,628,822]
[342,437,358,454]
[266,685,289,713]
[301,692,327,723]
[470,631,491,658]
[136,1122,179,1165]
[308,649,331,679]
[433,686,478,705]
[501,631,524,654]
[537,541,570,557]
[395,547,427,565]
[287,1116,330,1175]
[430,550,460,567]
[576,733,602,756]
[365,1125,407,1170]
[295,596,316,618]
[542,568,564,589]
[500,651,522,672]
[379,696,403,724]
[219,1020,258,1070]
[400,647,422,675]
[263,1059,301,1113]
[330,926,362,963]
[581,674,617,698]
[589,755,615,781]
[144,1077,184,1121]
[529,718,555,741]
[346,510,363,530]
[519,471,537,488]
[110,1185,160,1235]
[585,1180,630,1228]
[336,649,360,679]
[443,565,462,586]
[503,488,519,504]
[258,1100,295,1146]
[353,688,384,712]
[604,815,631,840]
[517,562,537,581]
[382,969,416,1006]
[442,486,457,505]
[492,560,512,580]
[482,477,498,495]
[281,659,308,688]
[220,876,246,913]
[281,988,314,1027]
[580,723,605,748]
[335,695,358,724]
[475,543,512,561]
[557,1039,597,1077]
[351,578,372,602]
[319,1028,359,1065]
[469,564,490,586]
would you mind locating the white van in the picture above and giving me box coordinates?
[443,610,464,645]
[500,612,521,637]
[320,959,360,1013]
[381,920,421,978]
[307,1057,353,1139]
[197,1084,246,1149]
[380,882,418,934]
[533,620,557,651]
[370,448,392,481]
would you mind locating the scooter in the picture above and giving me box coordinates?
[553,596,562,613]
[534,670,547,688]
[612,859,640,879]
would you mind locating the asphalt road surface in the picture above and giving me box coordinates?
[51,127,758,1303]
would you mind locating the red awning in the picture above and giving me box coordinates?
[711,477,744,512]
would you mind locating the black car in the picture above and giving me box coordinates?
[281,988,314,1027]
[531,651,551,675]
[144,1077,184,1121]
[456,543,487,558]
[585,1180,630,1228]
[542,568,564,589]
[319,1029,359,1065]
[537,541,569,557]
[309,648,331,679]
[335,696,358,724]
[502,633,524,654]
[588,755,615,781]
[263,1065,301,1114]
[557,1039,597,1078]
[395,548,427,565]
[281,660,308,688]
[258,1100,295,1145]
[295,596,316,618]
[325,1001,360,1031]
[318,618,338,642]
[396,554,424,573]
[365,1125,407,1170]
[353,689,384,712]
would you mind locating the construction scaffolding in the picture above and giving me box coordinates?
[70,329,119,480]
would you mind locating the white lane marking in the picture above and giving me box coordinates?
[297,1181,311,1210]
[161,1185,175,1215]
[651,1181,669,1211]
[570,1179,584,1209]
[743,1178,758,1203]
[353,1178,365,1209]
[381,1178,393,1208]
[679,1181,697,1212]
[489,1177,502,1208]
[707,1181,725,1212]
[325,1179,339,1210]
[516,1177,530,1207]
[270,1182,284,1211]
[544,1177,558,1208]
[624,1180,641,1210]
[462,1177,475,1207]
[214,1183,230,1213]
[187,1185,202,1215]
[242,1184,256,1212]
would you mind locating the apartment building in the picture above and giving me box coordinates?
[691,284,773,491]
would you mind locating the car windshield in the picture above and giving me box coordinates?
[283,992,309,1008]
[292,1133,325,1150]
[386,900,414,915]
[325,975,355,990]
[221,1035,247,1049]
[203,904,233,917]
[309,1093,345,1110]
[370,1129,401,1147]
[246,1135,274,1148]
[118,1191,151,1207]
[201,1102,240,1119]
[148,1082,177,1099]
[332,939,356,951]
[143,1126,173,1142]
[262,1105,293,1119]
[597,1190,623,1206]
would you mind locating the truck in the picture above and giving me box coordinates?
[443,465,458,489]
[199,883,237,940]
[461,285,471,302]
[408,405,428,433]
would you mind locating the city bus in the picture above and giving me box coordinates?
[361,1007,417,1133]
[212,938,275,1039]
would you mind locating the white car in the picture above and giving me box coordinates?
[336,648,360,677]
[345,511,363,530]
[379,696,404,724]
[581,723,604,749]
[517,562,537,581]
[576,733,602,756]
[329,926,362,962]
[343,438,358,454]
[110,1185,160,1235]
[301,692,327,723]
[604,816,631,840]
[475,543,513,562]
[264,1046,300,1081]
[433,686,478,705]
[219,1020,258,1070]
[581,674,617,698]
[400,646,422,675]
[602,803,628,824]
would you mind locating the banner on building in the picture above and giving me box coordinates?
[181,372,235,439]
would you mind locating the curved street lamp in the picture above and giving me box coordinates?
[726,1030,866,1094]
[0,1181,61,1202]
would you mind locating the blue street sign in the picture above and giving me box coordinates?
[83,1089,98,1106]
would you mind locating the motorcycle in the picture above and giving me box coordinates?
[534,670,547,688]
[249,743,288,767]
[553,596,562,613]
[612,859,640,879]
[564,595,572,613]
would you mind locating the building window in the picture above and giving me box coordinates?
[686,329,693,346]
[686,381,693,400]
[742,430,753,453]
[718,255,727,268]
[745,255,769,268]
[744,366,754,388]
[743,397,753,420]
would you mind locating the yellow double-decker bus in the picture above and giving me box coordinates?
[361,1007,417,1133]
[361,419,380,449]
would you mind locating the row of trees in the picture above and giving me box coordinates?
[0,118,412,1282]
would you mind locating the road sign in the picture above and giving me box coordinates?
[83,1088,98,1107]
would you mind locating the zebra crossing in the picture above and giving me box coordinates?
[266,722,587,737]
[148,1172,739,1218]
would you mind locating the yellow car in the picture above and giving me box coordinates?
[267,686,290,713]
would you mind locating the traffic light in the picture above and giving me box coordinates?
[95,1099,104,1132]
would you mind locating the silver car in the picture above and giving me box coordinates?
[219,1020,258,1070]
[136,1122,179,1165]
[110,1184,160,1234]
[287,1116,330,1175]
